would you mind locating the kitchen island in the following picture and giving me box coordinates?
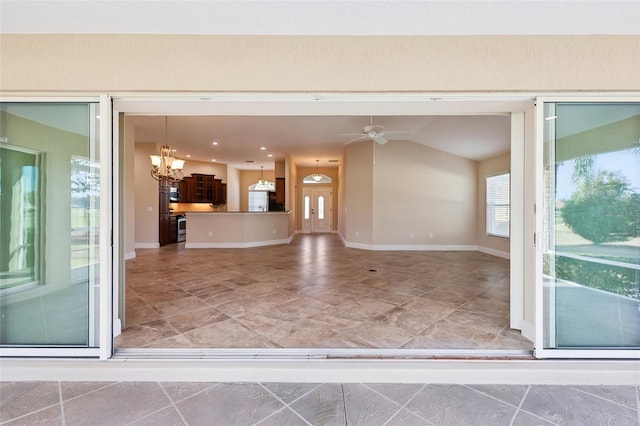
[185,211,292,248]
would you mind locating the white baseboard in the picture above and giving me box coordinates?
[134,243,159,249]
[185,239,289,249]
[345,243,479,252]
[124,251,136,260]
[478,246,510,259]
[287,233,296,244]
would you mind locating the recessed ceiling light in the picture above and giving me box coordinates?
[260,147,267,151]
[211,159,216,162]
[267,154,273,157]
[186,154,191,158]
[212,141,219,145]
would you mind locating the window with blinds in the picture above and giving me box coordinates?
[486,172,510,238]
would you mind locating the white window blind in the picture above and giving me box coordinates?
[486,173,510,238]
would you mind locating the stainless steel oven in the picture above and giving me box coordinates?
[177,215,186,242]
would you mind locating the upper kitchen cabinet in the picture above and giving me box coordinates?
[177,173,225,204]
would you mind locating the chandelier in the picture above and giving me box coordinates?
[313,160,322,182]
[150,117,185,182]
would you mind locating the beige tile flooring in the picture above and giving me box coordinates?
[116,234,532,351]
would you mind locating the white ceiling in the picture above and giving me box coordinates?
[127,114,511,169]
[1,1,638,35]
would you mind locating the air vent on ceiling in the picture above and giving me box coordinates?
[328,160,339,163]
[245,160,255,163]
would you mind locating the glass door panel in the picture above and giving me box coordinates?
[0,102,101,347]
[542,102,640,349]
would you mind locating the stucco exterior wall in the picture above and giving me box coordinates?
[1,35,638,93]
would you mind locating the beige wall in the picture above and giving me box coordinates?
[337,159,346,239]
[285,155,297,237]
[133,143,159,246]
[477,152,511,255]
[295,166,339,231]
[372,141,477,246]
[344,141,374,245]
[1,35,638,92]
[226,166,240,212]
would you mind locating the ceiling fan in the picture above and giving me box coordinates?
[340,117,411,145]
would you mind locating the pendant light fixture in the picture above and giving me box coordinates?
[313,160,322,182]
[150,116,185,183]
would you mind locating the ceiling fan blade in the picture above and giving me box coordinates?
[382,130,412,140]
[338,133,367,137]
[344,135,368,144]
[372,134,388,145]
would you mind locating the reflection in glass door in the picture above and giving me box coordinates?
[542,102,640,350]
[0,102,102,348]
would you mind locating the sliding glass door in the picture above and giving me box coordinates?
[539,101,640,356]
[0,102,104,353]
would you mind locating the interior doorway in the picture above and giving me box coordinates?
[302,187,333,233]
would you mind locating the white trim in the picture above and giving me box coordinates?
[520,320,535,343]
[113,319,122,338]
[98,95,113,360]
[510,111,525,331]
[344,243,478,252]
[134,243,160,249]
[185,239,290,249]
[534,98,546,358]
[287,233,296,244]
[0,348,100,358]
[124,251,136,260]
[2,359,639,385]
[478,246,510,260]
[534,350,640,360]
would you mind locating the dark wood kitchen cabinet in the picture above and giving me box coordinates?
[275,177,285,204]
[158,182,173,246]
[177,173,225,204]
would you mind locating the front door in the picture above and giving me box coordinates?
[302,187,333,233]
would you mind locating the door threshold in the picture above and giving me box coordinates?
[113,347,534,360]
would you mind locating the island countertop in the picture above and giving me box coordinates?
[185,211,291,248]
[186,211,290,214]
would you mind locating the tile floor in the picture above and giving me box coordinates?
[1,381,639,425]
[116,234,532,351]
